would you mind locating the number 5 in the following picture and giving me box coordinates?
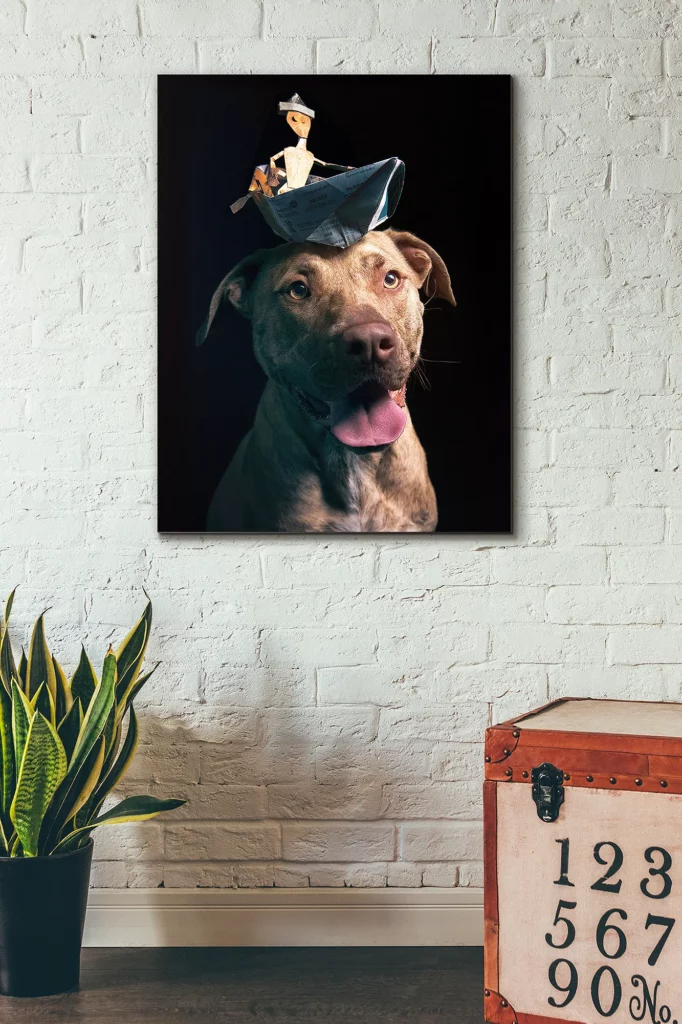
[546,900,577,949]
[645,914,675,966]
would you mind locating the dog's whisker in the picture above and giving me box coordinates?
[418,358,461,364]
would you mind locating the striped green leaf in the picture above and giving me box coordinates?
[91,705,139,815]
[57,698,83,763]
[0,588,17,695]
[10,711,67,857]
[70,646,97,712]
[53,795,185,855]
[41,649,117,851]
[115,600,151,708]
[118,664,158,719]
[52,655,72,723]
[26,614,56,709]
[17,649,27,692]
[0,681,14,826]
[12,680,33,777]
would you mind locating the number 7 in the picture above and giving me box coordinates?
[645,914,675,967]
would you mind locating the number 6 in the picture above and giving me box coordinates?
[596,908,628,959]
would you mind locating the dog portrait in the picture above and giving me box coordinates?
[158,75,511,533]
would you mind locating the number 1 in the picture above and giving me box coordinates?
[554,838,575,887]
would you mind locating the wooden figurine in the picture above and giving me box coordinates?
[268,93,353,194]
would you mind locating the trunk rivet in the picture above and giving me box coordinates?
[586,775,594,782]
[635,778,643,786]
[501,1000,508,1008]
[503,749,511,756]
[522,771,529,778]
[610,777,617,784]
[513,730,520,738]
[485,990,490,998]
[485,756,491,763]
[505,768,512,776]
[564,773,571,781]
[661,780,668,788]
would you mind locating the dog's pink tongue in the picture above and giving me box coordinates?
[330,381,407,448]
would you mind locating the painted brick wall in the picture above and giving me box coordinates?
[1,0,680,889]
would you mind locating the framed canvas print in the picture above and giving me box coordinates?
[158,75,511,533]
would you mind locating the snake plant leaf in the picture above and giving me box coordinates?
[67,735,106,823]
[12,680,33,777]
[10,711,67,857]
[0,816,7,855]
[31,680,55,728]
[53,728,108,840]
[70,646,97,712]
[57,698,83,763]
[41,649,117,851]
[91,705,139,815]
[26,614,57,710]
[52,655,72,722]
[9,832,21,857]
[115,600,151,707]
[17,649,27,692]
[0,588,17,695]
[0,681,14,825]
[52,795,185,855]
[117,664,158,721]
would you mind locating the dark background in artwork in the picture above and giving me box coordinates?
[158,75,511,532]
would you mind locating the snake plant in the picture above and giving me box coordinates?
[0,591,184,857]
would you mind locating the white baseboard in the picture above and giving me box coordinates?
[85,887,484,947]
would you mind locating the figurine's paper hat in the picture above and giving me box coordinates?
[278,93,315,118]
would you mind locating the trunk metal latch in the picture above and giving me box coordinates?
[531,762,565,823]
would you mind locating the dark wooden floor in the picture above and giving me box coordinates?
[2,948,483,1023]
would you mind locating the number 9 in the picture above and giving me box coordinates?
[548,959,578,1008]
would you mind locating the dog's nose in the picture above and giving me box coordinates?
[342,322,397,365]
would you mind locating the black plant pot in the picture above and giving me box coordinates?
[0,839,93,997]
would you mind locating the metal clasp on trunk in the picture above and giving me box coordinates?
[531,763,565,823]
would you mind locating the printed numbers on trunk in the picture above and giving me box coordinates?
[546,840,679,1016]
[548,958,578,1009]
[592,842,624,894]
[591,966,622,1018]
[644,914,675,966]
[546,900,577,949]
[554,838,576,888]
[641,847,673,900]
[596,909,628,959]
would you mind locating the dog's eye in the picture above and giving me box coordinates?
[383,271,401,289]
[287,281,310,300]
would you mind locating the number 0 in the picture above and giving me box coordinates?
[591,966,622,1017]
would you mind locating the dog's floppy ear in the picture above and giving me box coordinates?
[385,229,456,307]
[196,249,270,345]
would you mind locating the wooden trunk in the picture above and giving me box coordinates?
[484,697,682,1024]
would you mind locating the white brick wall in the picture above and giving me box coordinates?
[1,0,680,890]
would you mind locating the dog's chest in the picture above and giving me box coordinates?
[321,451,432,533]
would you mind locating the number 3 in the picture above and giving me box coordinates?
[641,847,673,900]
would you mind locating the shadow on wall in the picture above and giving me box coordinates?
[91,658,485,891]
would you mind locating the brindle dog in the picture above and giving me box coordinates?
[200,229,455,532]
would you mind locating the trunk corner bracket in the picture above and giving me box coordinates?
[484,989,518,1024]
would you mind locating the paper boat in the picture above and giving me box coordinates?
[252,157,405,249]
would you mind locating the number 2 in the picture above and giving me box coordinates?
[592,842,624,894]
[645,914,675,966]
